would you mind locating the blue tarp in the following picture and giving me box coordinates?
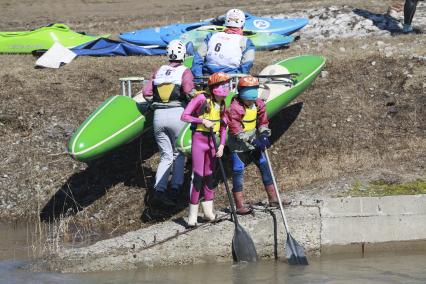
[71,38,166,56]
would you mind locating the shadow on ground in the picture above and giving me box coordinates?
[353,8,402,34]
[140,168,192,224]
[40,132,157,222]
[269,102,303,143]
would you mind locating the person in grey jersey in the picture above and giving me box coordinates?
[142,40,194,206]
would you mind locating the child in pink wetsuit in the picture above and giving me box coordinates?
[181,72,231,227]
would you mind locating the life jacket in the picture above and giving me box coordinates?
[195,94,223,133]
[153,65,187,103]
[205,32,243,69]
[242,104,257,132]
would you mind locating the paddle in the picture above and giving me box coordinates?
[195,73,300,80]
[254,73,300,79]
[264,149,309,265]
[210,129,258,263]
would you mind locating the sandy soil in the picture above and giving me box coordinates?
[0,0,425,244]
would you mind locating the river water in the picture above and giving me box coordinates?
[2,253,426,284]
[1,222,426,284]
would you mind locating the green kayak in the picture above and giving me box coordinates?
[176,55,325,155]
[68,55,324,161]
[68,96,149,161]
[0,23,109,53]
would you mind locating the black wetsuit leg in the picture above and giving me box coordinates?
[404,0,419,25]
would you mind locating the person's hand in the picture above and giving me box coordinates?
[195,82,205,91]
[202,119,215,129]
[251,134,270,151]
[251,138,265,151]
[216,144,224,157]
[194,78,205,91]
[259,133,270,149]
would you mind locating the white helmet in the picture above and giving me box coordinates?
[225,9,245,28]
[167,40,186,61]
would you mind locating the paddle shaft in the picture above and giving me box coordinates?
[263,149,290,233]
[195,73,300,80]
[265,148,309,265]
[255,73,300,78]
[209,130,240,227]
[209,130,258,263]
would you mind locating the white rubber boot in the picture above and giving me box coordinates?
[201,200,215,222]
[187,204,199,227]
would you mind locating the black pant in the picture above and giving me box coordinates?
[404,0,419,25]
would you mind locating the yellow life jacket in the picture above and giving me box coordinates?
[152,65,186,103]
[195,98,222,133]
[242,104,257,132]
[153,83,181,103]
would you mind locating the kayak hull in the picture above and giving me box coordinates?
[180,26,294,51]
[175,55,326,155]
[119,14,307,47]
[68,96,149,162]
[0,23,108,53]
[244,16,308,35]
[120,22,207,46]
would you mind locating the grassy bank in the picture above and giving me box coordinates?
[350,178,426,197]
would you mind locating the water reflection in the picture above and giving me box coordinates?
[0,222,32,261]
[82,254,426,284]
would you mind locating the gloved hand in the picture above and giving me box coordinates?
[251,134,270,151]
[195,82,205,91]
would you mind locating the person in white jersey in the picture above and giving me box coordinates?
[143,40,195,207]
[191,8,255,82]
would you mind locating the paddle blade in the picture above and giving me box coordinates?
[232,225,258,263]
[285,233,309,265]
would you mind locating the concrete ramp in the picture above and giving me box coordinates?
[36,194,426,273]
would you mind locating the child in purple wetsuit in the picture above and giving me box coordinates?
[181,72,231,227]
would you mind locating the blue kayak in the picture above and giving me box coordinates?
[119,13,308,47]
